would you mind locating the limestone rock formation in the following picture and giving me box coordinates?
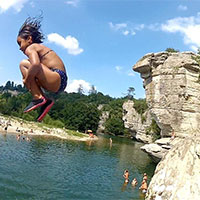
[133,52,200,200]
[145,137,200,200]
[140,137,179,163]
[140,138,170,163]
[122,100,153,143]
[96,105,109,134]
[133,51,200,137]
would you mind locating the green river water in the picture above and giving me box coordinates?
[0,133,156,200]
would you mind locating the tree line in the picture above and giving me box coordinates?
[0,81,148,136]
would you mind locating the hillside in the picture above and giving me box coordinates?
[0,81,147,136]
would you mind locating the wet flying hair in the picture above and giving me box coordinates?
[18,17,45,43]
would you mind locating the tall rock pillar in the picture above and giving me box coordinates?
[133,52,200,137]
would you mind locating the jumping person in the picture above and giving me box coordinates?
[17,17,67,121]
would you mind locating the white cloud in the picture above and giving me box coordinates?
[47,33,83,55]
[115,66,136,77]
[109,13,200,51]
[109,22,144,36]
[123,30,129,36]
[109,22,127,31]
[115,66,123,71]
[0,0,28,13]
[66,80,93,94]
[178,5,188,11]
[161,13,200,51]
[135,24,145,31]
[131,31,136,36]
[190,45,198,52]
[148,23,160,31]
[65,0,79,7]
[127,71,135,77]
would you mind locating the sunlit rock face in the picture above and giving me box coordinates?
[145,137,200,200]
[133,52,200,137]
[122,100,153,143]
[133,52,200,200]
[96,110,109,134]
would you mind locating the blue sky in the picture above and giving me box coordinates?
[0,0,200,98]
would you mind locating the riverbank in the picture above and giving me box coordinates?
[0,115,98,141]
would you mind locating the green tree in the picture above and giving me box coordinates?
[105,117,124,135]
[165,48,179,53]
[133,98,148,115]
[89,85,97,94]
[0,81,147,136]
[4,81,12,90]
[104,99,128,136]
[77,84,84,94]
[127,87,135,99]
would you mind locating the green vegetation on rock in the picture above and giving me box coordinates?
[165,48,179,53]
[146,119,161,141]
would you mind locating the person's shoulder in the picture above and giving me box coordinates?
[30,43,46,50]
[26,43,45,55]
[26,43,39,52]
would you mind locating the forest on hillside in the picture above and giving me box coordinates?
[0,81,148,136]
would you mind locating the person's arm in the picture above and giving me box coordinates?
[123,172,127,178]
[24,45,40,89]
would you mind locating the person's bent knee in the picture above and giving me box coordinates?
[20,59,29,65]
[20,59,31,67]
[19,59,31,71]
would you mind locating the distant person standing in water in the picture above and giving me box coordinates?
[17,16,67,121]
[123,169,129,184]
[131,178,138,187]
[143,173,148,182]
[109,138,113,149]
[139,179,148,194]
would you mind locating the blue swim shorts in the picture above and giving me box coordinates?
[51,68,68,94]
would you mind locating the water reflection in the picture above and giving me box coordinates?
[87,136,154,174]
[121,182,129,192]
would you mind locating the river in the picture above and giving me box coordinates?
[0,133,156,200]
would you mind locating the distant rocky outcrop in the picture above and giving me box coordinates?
[96,105,109,134]
[2,89,20,96]
[133,51,200,200]
[122,100,153,143]
[97,100,159,142]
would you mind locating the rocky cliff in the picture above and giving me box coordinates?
[96,105,110,134]
[134,51,200,137]
[146,137,200,200]
[133,52,200,200]
[97,100,155,143]
[123,100,153,143]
